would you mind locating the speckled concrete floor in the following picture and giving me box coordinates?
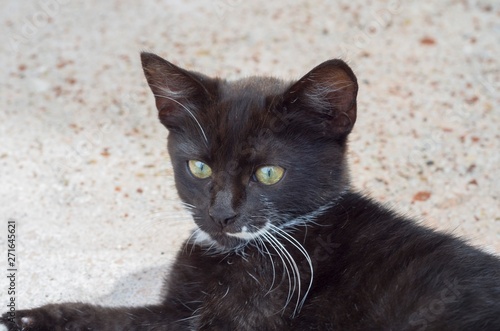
[0,0,498,318]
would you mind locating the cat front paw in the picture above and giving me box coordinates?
[1,303,98,331]
[1,308,48,331]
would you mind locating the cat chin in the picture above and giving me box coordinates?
[191,228,215,246]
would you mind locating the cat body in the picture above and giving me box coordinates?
[2,53,499,331]
[166,194,500,331]
[161,193,500,331]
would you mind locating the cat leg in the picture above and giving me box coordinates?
[1,302,193,331]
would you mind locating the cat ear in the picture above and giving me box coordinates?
[282,59,358,138]
[140,52,216,129]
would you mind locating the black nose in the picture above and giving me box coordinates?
[209,190,238,228]
[209,207,238,228]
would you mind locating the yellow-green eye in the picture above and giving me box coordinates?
[255,165,285,185]
[188,160,212,179]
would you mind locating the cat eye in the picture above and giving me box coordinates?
[255,165,285,185]
[188,160,212,179]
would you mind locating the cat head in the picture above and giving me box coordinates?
[141,52,358,252]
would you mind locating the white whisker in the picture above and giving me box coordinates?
[262,232,296,315]
[270,224,314,314]
[185,228,200,255]
[255,236,277,296]
[150,86,208,145]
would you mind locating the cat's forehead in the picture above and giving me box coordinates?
[198,77,290,163]
[216,77,288,127]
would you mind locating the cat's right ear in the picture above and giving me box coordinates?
[140,52,216,129]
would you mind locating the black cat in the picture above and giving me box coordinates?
[2,53,499,331]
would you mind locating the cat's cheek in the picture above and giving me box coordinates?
[176,175,210,210]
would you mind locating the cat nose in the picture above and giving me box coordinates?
[209,207,238,228]
[209,190,238,228]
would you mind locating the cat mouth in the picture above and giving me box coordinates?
[225,223,270,240]
[192,222,270,251]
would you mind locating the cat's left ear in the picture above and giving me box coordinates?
[282,59,358,138]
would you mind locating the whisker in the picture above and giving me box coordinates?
[258,237,277,295]
[175,313,201,323]
[262,231,296,315]
[151,89,208,145]
[270,224,314,315]
[184,228,200,254]
[252,236,277,296]
[180,202,197,210]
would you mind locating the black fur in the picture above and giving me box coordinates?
[2,53,499,331]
